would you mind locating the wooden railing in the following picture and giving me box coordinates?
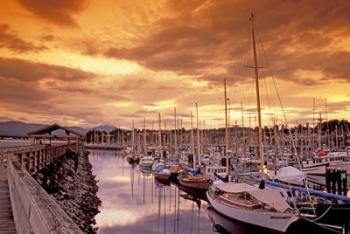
[0,141,83,175]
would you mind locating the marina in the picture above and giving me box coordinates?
[0,1,350,234]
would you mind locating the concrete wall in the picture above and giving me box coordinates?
[7,161,83,234]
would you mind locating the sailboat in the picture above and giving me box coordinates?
[127,120,140,164]
[139,118,154,170]
[178,103,210,190]
[154,113,171,182]
[206,13,300,233]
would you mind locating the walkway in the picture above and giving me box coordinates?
[0,170,16,234]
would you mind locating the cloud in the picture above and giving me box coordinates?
[0,24,46,52]
[17,0,88,27]
[0,57,96,82]
[96,0,350,86]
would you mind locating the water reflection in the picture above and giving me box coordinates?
[89,150,213,234]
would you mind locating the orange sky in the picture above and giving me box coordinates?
[0,0,349,128]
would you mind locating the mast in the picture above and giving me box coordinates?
[195,103,201,167]
[158,113,162,158]
[132,120,135,153]
[224,78,229,173]
[174,107,177,158]
[250,13,264,172]
[190,112,195,168]
[143,117,147,153]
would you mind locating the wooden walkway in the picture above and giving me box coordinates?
[0,170,16,234]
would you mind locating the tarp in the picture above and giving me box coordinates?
[277,166,305,184]
[248,189,291,213]
[154,164,166,173]
[186,167,201,176]
[215,182,257,193]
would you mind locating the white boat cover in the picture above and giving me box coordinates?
[215,182,258,193]
[248,189,291,213]
[277,166,305,184]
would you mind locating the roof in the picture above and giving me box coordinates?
[215,182,258,193]
[27,124,84,137]
[248,189,291,213]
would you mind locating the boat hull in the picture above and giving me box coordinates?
[301,163,328,175]
[154,173,170,181]
[178,175,210,190]
[206,192,298,233]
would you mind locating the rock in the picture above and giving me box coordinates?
[34,151,101,234]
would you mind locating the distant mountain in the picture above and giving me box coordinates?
[0,121,89,137]
[93,125,117,132]
[0,121,46,137]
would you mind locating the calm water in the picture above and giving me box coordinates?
[89,150,215,234]
[0,139,31,148]
[89,150,349,234]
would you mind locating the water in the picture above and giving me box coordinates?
[88,150,347,234]
[89,150,214,234]
[0,139,31,148]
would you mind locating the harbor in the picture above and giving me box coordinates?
[1,1,350,234]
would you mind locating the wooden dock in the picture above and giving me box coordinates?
[0,170,16,234]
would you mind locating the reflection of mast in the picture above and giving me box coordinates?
[176,187,180,234]
[196,204,200,234]
[130,168,134,197]
[173,187,177,233]
[190,202,194,234]
[163,187,166,234]
[142,174,146,204]
[158,188,161,231]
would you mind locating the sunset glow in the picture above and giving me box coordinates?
[1,0,349,128]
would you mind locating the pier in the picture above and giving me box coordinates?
[0,124,85,234]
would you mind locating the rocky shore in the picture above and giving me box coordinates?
[35,151,101,233]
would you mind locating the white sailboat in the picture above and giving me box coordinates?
[140,118,154,170]
[206,13,300,233]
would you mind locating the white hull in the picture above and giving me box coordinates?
[301,164,327,175]
[207,192,298,233]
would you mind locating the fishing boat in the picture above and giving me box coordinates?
[153,162,170,181]
[177,104,211,191]
[207,182,299,233]
[178,173,210,190]
[301,148,350,175]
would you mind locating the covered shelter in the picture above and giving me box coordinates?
[27,124,85,150]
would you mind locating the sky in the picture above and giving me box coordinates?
[0,0,349,129]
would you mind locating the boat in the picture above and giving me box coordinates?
[207,182,299,233]
[178,173,210,190]
[301,148,350,175]
[153,162,170,181]
[139,156,154,169]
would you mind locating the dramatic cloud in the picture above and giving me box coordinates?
[0,57,95,82]
[0,0,349,127]
[17,0,88,27]
[101,0,350,85]
[0,24,46,52]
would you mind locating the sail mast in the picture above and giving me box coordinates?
[224,78,229,173]
[195,103,201,167]
[143,117,147,153]
[174,107,177,158]
[158,113,162,158]
[132,120,135,153]
[250,13,264,172]
[190,111,195,168]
